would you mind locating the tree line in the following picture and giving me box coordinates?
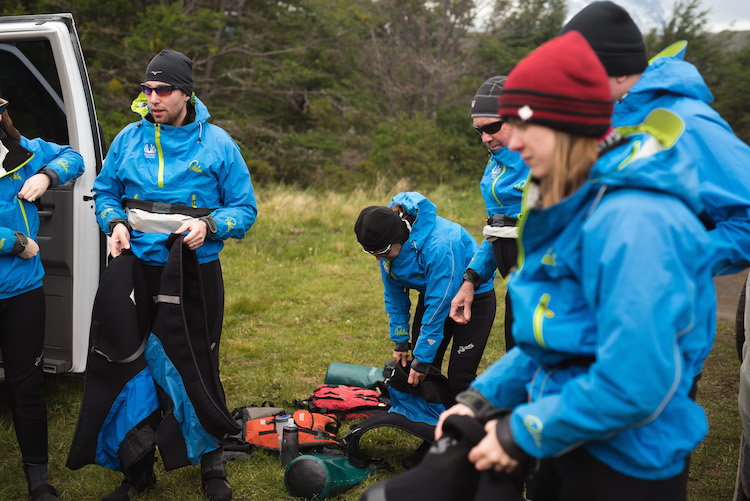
[4,0,749,189]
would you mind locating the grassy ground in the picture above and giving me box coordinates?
[0,183,742,500]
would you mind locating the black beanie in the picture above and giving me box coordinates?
[354,206,408,252]
[560,1,648,76]
[144,48,194,96]
[470,76,507,118]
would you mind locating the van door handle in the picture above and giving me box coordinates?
[37,211,53,218]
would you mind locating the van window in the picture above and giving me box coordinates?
[0,39,68,144]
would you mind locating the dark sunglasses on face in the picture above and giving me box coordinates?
[0,98,8,115]
[363,243,392,257]
[473,120,505,136]
[140,83,178,97]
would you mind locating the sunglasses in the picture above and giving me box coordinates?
[473,120,505,136]
[363,243,392,257]
[140,83,178,97]
[0,98,8,115]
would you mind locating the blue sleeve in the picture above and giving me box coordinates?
[677,103,750,275]
[467,239,497,283]
[93,134,128,234]
[508,195,713,458]
[22,137,84,186]
[382,266,411,344]
[412,239,463,364]
[208,136,257,240]
[470,346,538,409]
[0,227,16,255]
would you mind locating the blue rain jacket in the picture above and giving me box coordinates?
[613,41,750,275]
[0,136,84,298]
[94,94,257,265]
[380,192,494,366]
[468,146,528,282]
[471,119,716,480]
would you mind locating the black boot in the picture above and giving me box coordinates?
[23,462,59,501]
[201,448,232,501]
[102,452,156,501]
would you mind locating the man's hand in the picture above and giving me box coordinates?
[408,368,426,386]
[109,223,131,257]
[450,281,476,324]
[176,218,208,250]
[468,419,519,473]
[393,350,411,367]
[18,173,51,203]
[435,403,476,440]
[18,237,40,259]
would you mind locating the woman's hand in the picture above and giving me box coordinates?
[18,237,39,259]
[468,419,519,473]
[434,403,476,440]
[18,173,51,202]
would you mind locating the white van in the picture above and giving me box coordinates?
[0,13,105,377]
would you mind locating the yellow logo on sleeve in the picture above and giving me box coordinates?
[523,415,544,448]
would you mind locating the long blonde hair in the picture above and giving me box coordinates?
[538,131,598,208]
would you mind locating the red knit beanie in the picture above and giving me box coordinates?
[498,31,613,137]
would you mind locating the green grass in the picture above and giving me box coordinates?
[0,183,742,500]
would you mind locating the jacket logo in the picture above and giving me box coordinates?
[514,180,526,191]
[144,144,156,159]
[491,164,503,178]
[225,216,236,231]
[102,208,114,218]
[189,160,203,173]
[541,248,556,266]
[58,159,69,172]
[395,326,408,337]
[12,172,21,180]
[522,415,543,448]
[533,293,554,349]
[0,238,5,249]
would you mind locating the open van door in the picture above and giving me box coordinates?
[0,13,104,376]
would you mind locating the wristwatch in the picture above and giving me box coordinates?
[12,231,28,255]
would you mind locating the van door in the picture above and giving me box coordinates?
[0,13,104,375]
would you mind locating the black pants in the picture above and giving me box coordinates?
[411,290,496,401]
[524,446,688,501]
[492,237,518,350]
[0,287,48,464]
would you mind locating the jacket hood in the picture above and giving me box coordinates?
[619,41,713,116]
[389,192,437,250]
[591,114,703,214]
[130,92,211,125]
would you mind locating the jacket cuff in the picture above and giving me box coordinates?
[108,218,132,235]
[410,358,440,375]
[11,232,28,255]
[200,216,218,237]
[394,342,411,352]
[463,268,483,290]
[455,387,504,421]
[495,415,528,461]
[40,168,60,188]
